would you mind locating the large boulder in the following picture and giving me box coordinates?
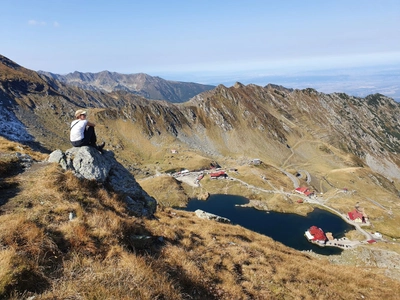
[48,146,157,217]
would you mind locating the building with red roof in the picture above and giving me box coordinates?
[210,170,227,178]
[348,209,365,223]
[305,226,327,245]
[295,187,308,194]
[304,190,314,196]
[295,187,314,197]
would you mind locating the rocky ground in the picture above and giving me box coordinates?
[306,244,400,281]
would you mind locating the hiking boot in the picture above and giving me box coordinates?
[96,142,105,151]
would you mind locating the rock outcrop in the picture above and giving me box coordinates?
[48,146,157,217]
[195,209,231,223]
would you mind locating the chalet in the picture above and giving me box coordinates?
[295,187,308,194]
[305,226,327,245]
[251,159,261,165]
[210,170,227,179]
[171,149,178,154]
[304,190,314,197]
[347,209,365,223]
[295,187,314,197]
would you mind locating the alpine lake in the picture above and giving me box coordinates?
[184,194,354,255]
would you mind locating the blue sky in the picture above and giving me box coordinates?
[1,0,400,90]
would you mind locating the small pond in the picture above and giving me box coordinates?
[184,194,354,255]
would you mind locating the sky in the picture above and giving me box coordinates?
[1,0,400,94]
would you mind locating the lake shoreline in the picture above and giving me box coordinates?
[185,194,354,255]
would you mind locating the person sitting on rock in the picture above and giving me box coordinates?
[70,109,105,151]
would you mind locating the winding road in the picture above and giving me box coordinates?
[170,166,376,247]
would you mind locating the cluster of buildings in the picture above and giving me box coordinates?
[172,169,190,177]
[295,186,314,197]
[171,168,228,183]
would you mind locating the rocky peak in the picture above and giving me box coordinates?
[48,146,157,217]
[0,55,21,70]
[37,69,215,103]
[233,82,245,89]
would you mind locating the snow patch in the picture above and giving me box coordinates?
[0,106,33,142]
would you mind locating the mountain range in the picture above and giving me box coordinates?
[2,54,399,181]
[1,53,400,298]
[38,70,215,103]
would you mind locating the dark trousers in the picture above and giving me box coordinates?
[71,126,97,147]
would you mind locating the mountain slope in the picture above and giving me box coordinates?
[178,84,400,178]
[2,54,400,181]
[1,137,400,299]
[2,54,400,297]
[39,70,215,103]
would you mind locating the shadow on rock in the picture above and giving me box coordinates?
[48,146,157,217]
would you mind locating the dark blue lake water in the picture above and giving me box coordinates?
[185,194,354,255]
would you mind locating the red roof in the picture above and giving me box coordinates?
[348,210,363,221]
[210,171,226,177]
[309,226,326,241]
[296,187,308,193]
[367,239,376,244]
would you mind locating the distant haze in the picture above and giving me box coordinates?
[157,64,400,102]
[1,1,399,101]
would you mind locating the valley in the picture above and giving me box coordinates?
[1,54,400,298]
[141,148,390,246]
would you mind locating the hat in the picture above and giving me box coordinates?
[75,109,87,118]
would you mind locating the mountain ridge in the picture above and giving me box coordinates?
[1,54,400,234]
[1,54,399,180]
[38,69,215,103]
[2,53,400,298]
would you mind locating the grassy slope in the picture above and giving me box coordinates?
[1,137,400,299]
[138,139,400,238]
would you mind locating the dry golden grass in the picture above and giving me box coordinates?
[0,160,182,299]
[321,167,400,238]
[2,137,400,299]
[146,209,400,299]
[138,175,189,208]
[345,229,367,241]
[0,137,47,181]
[0,137,47,161]
[99,118,214,176]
